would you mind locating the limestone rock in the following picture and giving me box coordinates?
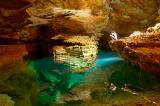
[104,0,160,35]
[0,0,160,40]
[25,1,107,72]
[26,0,109,36]
[27,0,108,15]
[52,34,97,72]
[109,23,160,75]
[27,3,108,34]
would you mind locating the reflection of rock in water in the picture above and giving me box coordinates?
[25,44,53,60]
[0,94,15,106]
[53,45,97,72]
[33,56,87,106]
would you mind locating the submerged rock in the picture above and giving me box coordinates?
[109,23,160,75]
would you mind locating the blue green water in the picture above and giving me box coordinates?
[1,50,159,106]
[29,50,123,105]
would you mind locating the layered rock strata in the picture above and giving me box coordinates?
[26,2,108,72]
[109,23,160,75]
[105,0,160,35]
[1,0,160,43]
[1,0,160,72]
[52,35,97,72]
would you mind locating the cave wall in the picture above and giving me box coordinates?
[0,0,160,48]
[27,0,160,34]
[105,0,160,35]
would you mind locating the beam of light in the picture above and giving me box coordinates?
[95,50,124,67]
[96,57,124,66]
[33,51,124,104]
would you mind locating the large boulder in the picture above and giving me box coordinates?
[109,23,160,75]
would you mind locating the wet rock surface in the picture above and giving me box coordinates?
[109,23,160,75]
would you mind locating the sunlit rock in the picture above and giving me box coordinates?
[52,35,97,72]
[147,23,160,32]
[109,23,160,75]
[27,5,108,35]
[130,31,144,37]
[25,1,107,72]
[104,0,160,35]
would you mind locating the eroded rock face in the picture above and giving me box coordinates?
[1,0,160,42]
[0,0,35,42]
[52,35,97,72]
[109,23,160,75]
[0,0,160,72]
[27,0,108,15]
[26,0,108,34]
[105,0,160,35]
[25,0,108,72]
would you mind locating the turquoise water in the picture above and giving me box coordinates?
[0,49,160,106]
[29,50,123,105]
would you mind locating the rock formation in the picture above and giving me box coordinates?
[0,0,160,72]
[52,35,97,72]
[24,0,109,72]
[109,23,160,75]
[0,0,35,43]
[0,1,160,105]
[0,0,160,43]
[105,0,160,35]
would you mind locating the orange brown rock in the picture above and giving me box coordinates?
[109,24,160,75]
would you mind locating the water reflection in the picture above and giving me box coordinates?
[0,44,160,106]
[30,49,123,106]
[25,44,96,105]
[52,45,97,72]
[33,58,84,105]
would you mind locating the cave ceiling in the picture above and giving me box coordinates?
[0,0,160,41]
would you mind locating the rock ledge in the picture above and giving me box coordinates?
[109,23,160,75]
